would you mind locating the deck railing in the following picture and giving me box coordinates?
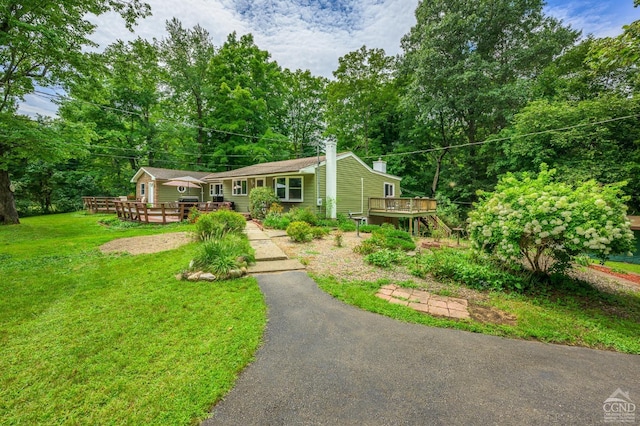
[82,196,122,213]
[369,197,437,214]
[113,201,232,224]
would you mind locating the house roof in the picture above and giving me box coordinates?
[130,167,211,183]
[204,155,328,180]
[204,151,401,181]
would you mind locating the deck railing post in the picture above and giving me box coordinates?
[161,203,166,224]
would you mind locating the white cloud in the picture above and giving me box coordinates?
[18,0,638,116]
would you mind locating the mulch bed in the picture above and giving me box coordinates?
[588,265,640,286]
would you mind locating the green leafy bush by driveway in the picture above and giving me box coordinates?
[410,248,529,292]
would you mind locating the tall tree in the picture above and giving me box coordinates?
[157,19,215,168]
[281,69,328,158]
[0,0,150,224]
[206,32,287,168]
[326,46,398,157]
[59,38,166,194]
[399,0,578,199]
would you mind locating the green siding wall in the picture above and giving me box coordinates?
[201,155,400,218]
[318,156,401,217]
[155,184,202,203]
[221,175,318,213]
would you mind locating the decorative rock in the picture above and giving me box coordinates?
[228,269,243,279]
[187,272,202,281]
[200,273,216,282]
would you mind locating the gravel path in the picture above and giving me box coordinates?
[99,232,192,255]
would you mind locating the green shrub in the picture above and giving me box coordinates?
[286,221,313,242]
[359,224,380,233]
[468,166,635,275]
[263,211,290,230]
[338,221,356,232]
[311,227,330,239]
[317,219,338,228]
[191,234,255,277]
[195,210,246,241]
[287,207,319,225]
[365,249,404,268]
[353,239,377,255]
[187,207,201,224]
[371,227,416,251]
[249,187,280,220]
[410,248,528,292]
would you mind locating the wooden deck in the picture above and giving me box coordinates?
[368,197,437,217]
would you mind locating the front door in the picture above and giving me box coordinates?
[148,182,154,204]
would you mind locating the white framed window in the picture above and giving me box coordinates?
[273,176,304,202]
[256,178,264,188]
[232,179,248,196]
[177,185,186,193]
[210,183,223,196]
[384,182,395,197]
[140,183,146,196]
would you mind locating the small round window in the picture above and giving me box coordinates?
[177,186,186,193]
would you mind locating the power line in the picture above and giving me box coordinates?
[365,113,640,159]
[32,90,292,144]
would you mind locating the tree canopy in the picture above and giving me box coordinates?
[3,0,640,223]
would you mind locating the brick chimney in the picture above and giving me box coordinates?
[373,157,386,173]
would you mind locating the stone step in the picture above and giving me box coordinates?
[251,239,289,261]
[248,259,306,274]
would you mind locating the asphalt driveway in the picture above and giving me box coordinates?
[204,271,639,425]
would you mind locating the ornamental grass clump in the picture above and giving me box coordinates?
[191,234,255,277]
[468,166,635,276]
[195,210,247,241]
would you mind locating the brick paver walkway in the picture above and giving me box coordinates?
[375,284,470,319]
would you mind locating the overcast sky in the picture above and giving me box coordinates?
[20,0,640,117]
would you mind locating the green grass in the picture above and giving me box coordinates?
[314,272,640,354]
[603,260,640,275]
[0,212,266,424]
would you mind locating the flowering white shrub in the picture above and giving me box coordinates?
[468,167,635,275]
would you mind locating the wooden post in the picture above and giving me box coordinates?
[161,203,166,225]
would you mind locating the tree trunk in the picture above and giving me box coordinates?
[430,149,448,197]
[0,170,20,224]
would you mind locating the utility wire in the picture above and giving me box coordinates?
[33,90,291,144]
[30,90,640,164]
[365,113,640,159]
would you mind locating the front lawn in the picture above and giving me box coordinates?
[0,213,266,424]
